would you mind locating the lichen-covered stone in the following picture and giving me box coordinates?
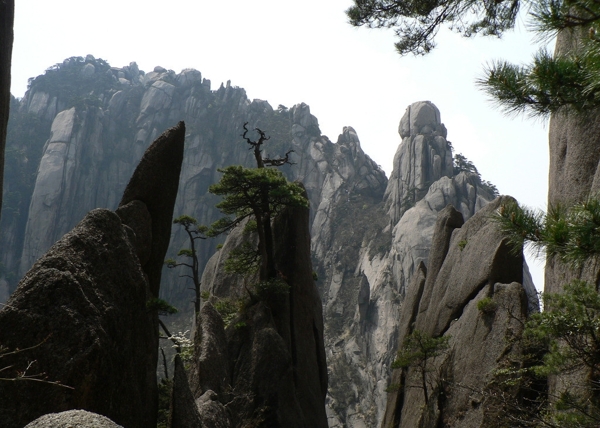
[0,209,154,427]
[25,410,122,428]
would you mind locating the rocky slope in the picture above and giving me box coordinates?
[1,57,514,426]
[381,199,538,427]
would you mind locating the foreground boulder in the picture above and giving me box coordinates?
[25,410,122,428]
[382,198,538,428]
[173,190,328,427]
[0,122,185,427]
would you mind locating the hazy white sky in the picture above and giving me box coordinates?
[11,0,551,286]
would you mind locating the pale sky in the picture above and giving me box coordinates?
[10,0,550,288]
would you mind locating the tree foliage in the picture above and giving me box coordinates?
[494,197,600,267]
[494,199,600,426]
[392,330,451,404]
[347,0,521,56]
[208,123,308,281]
[347,0,600,116]
[522,281,600,427]
[454,152,500,196]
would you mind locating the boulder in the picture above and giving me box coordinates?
[25,410,122,427]
[0,209,154,427]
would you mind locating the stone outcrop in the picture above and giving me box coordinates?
[321,102,497,428]
[381,198,537,428]
[185,197,328,427]
[25,410,122,428]
[170,355,205,428]
[385,101,453,225]
[0,0,13,218]
[0,123,185,427]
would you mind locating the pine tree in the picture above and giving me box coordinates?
[208,123,308,282]
[347,0,600,116]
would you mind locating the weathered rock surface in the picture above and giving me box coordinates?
[0,123,185,427]
[25,410,123,428]
[385,101,453,225]
[381,198,537,428]
[170,355,206,428]
[118,120,185,296]
[321,103,496,428]
[0,209,154,427]
[188,198,328,427]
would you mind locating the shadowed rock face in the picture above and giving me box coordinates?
[118,120,185,296]
[0,122,185,427]
[178,193,328,428]
[381,198,538,428]
[0,0,13,218]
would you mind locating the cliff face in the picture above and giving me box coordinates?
[3,58,506,427]
[381,199,537,428]
[319,102,498,427]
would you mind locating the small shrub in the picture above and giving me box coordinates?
[214,298,243,327]
[200,290,210,300]
[386,383,401,393]
[169,330,194,363]
[312,271,319,281]
[234,321,247,329]
[216,243,223,250]
[477,297,497,314]
[458,239,468,251]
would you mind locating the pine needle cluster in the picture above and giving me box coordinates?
[493,197,600,267]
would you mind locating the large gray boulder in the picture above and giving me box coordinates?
[381,198,537,428]
[25,410,122,428]
[0,209,154,427]
[0,122,185,427]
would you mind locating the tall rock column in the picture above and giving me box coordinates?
[0,0,14,218]
[546,28,600,293]
[384,101,453,225]
[184,188,328,428]
[382,198,537,428]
